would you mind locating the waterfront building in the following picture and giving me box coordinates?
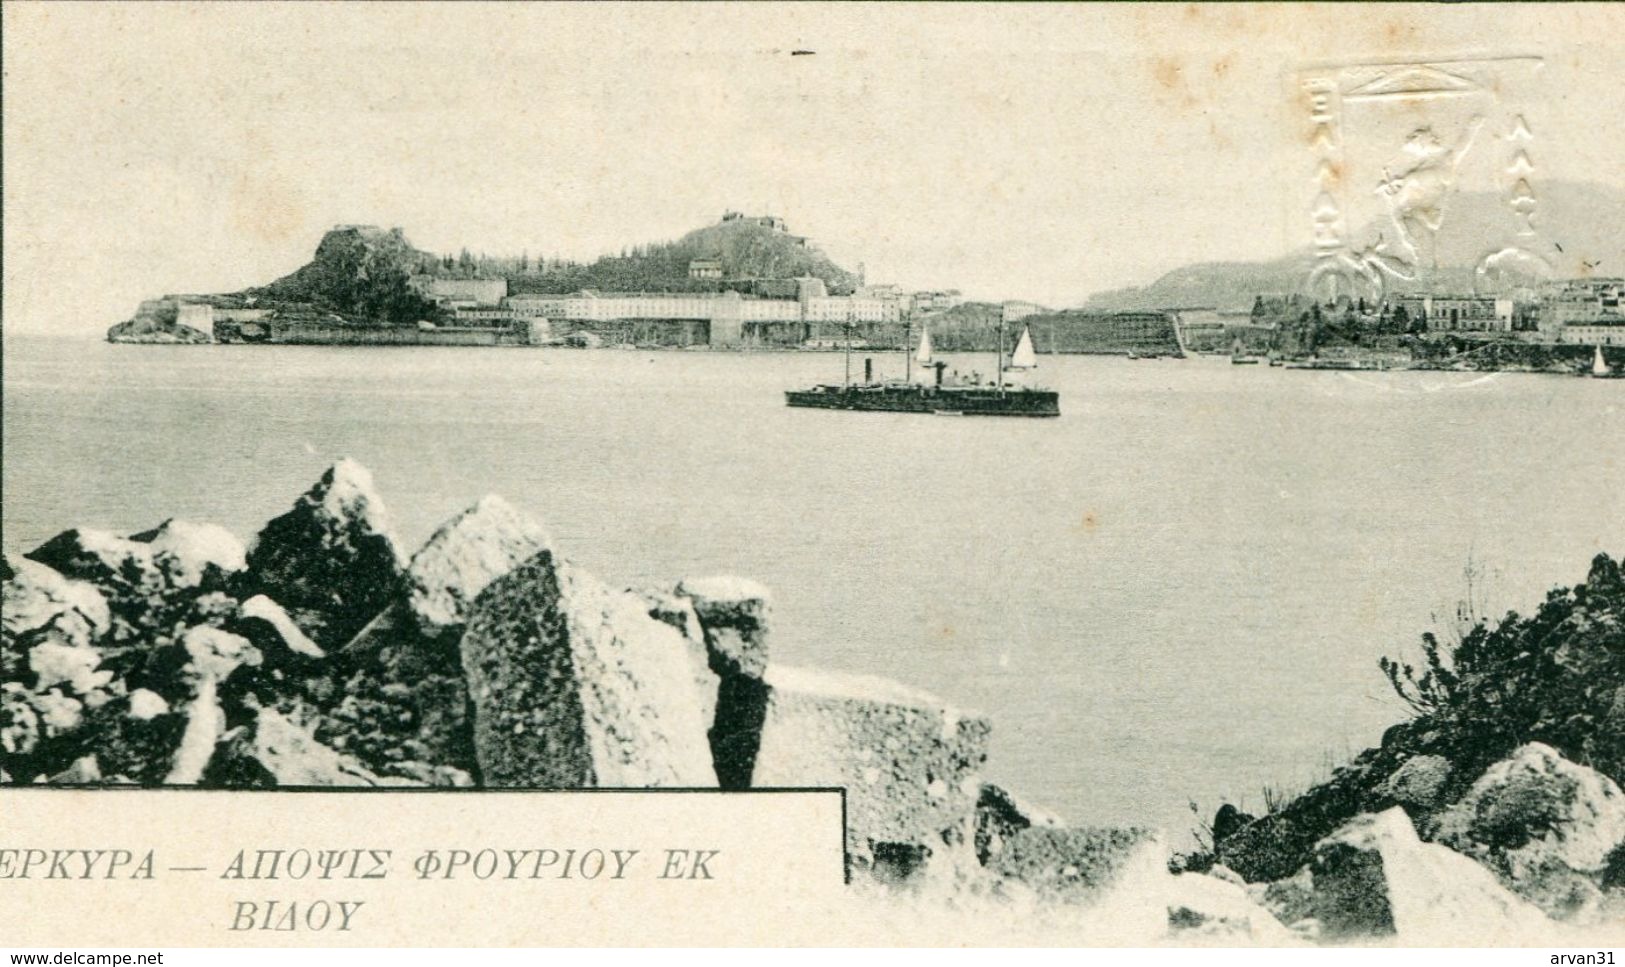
[1561,320,1625,346]
[1541,278,1625,335]
[1397,295,1515,332]
[913,290,963,313]
[411,276,509,306]
[175,303,215,330]
[1002,301,1045,324]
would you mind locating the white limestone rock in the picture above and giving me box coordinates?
[405,495,551,634]
[219,707,384,787]
[181,626,261,683]
[3,554,113,651]
[27,640,112,695]
[1166,871,1302,944]
[1310,807,1554,943]
[461,549,716,787]
[128,519,247,590]
[235,594,324,659]
[1435,742,1625,920]
[740,663,992,872]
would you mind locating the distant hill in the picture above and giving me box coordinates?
[1084,181,1625,311]
[185,214,858,329]
[509,213,859,295]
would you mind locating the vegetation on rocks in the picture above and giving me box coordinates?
[1378,553,1624,789]
[1193,552,1625,929]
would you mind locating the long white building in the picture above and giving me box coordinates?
[502,288,898,325]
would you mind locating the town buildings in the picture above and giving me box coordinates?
[409,277,508,306]
[1001,301,1045,324]
[1392,295,1517,332]
[687,258,723,280]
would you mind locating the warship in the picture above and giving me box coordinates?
[785,316,1060,417]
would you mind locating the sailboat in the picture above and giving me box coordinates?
[1593,345,1617,378]
[1006,325,1038,371]
[785,315,1060,417]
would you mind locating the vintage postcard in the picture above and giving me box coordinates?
[3,1,1623,952]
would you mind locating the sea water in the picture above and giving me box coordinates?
[4,334,1622,837]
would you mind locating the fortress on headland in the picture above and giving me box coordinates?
[107,219,1185,355]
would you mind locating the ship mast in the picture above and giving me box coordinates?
[844,321,853,388]
[904,314,912,384]
[996,312,1006,395]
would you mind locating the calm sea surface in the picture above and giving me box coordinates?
[5,334,1622,836]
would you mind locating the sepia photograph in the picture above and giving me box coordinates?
[2,0,1623,953]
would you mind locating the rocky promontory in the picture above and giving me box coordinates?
[3,462,1621,944]
[104,298,213,344]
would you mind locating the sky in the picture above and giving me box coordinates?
[4,2,1623,335]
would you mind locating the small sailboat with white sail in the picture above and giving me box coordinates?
[1592,345,1618,379]
[1006,325,1038,372]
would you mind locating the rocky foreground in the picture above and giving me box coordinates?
[4,461,1622,944]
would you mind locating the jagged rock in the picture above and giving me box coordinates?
[243,459,406,646]
[675,576,771,678]
[106,299,211,344]
[232,595,324,660]
[1435,742,1625,920]
[27,640,112,694]
[128,519,246,591]
[988,825,1166,907]
[974,782,1063,866]
[287,496,549,784]
[28,529,156,598]
[1166,872,1300,943]
[127,689,170,720]
[1207,863,1246,887]
[206,707,383,787]
[733,664,991,872]
[461,549,716,788]
[164,678,224,783]
[2,683,42,759]
[22,523,240,643]
[403,495,551,635]
[1310,807,1551,943]
[671,577,776,790]
[635,588,716,727]
[1212,777,1367,884]
[180,626,260,683]
[641,589,705,645]
[49,755,101,784]
[1248,865,1315,928]
[3,554,112,653]
[1379,754,1454,811]
[315,624,477,785]
[30,691,84,736]
[78,692,190,784]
